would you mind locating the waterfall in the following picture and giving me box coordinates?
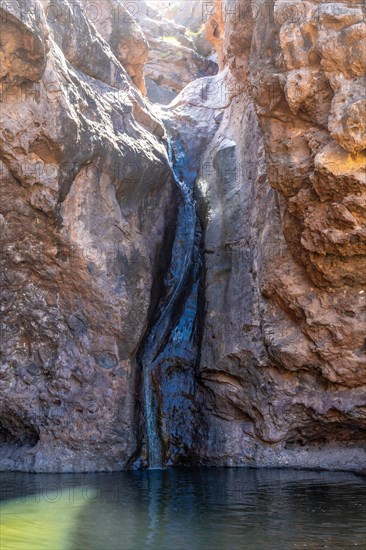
[140,139,197,469]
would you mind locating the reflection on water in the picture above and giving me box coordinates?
[1,468,365,549]
[0,488,92,550]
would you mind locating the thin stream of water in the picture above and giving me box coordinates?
[140,140,197,468]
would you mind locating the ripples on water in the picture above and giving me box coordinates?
[1,468,365,549]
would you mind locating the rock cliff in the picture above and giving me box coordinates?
[1,0,365,473]
[132,0,218,104]
[181,0,366,470]
[0,0,174,471]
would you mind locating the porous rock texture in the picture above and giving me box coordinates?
[0,0,175,472]
[180,0,366,470]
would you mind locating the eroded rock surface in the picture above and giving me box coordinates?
[1,0,365,473]
[0,0,174,472]
[81,0,149,94]
[164,0,366,470]
[129,0,218,104]
[195,0,366,470]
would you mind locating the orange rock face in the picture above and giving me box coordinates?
[205,0,225,69]
[0,0,174,472]
[180,0,366,470]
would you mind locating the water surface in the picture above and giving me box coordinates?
[1,468,365,549]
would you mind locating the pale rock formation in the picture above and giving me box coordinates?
[79,0,149,94]
[126,0,217,104]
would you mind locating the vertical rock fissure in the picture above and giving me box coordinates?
[139,139,198,469]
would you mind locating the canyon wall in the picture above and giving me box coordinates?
[135,0,217,104]
[1,0,365,472]
[0,0,175,471]
[185,0,366,470]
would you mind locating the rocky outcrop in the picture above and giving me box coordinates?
[129,0,217,104]
[151,0,214,57]
[0,0,175,471]
[205,0,225,69]
[80,0,149,94]
[152,0,204,29]
[184,0,366,471]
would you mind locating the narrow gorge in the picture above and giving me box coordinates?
[0,0,365,476]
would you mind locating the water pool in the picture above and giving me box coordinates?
[1,467,365,549]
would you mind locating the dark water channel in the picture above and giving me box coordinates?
[139,139,199,468]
